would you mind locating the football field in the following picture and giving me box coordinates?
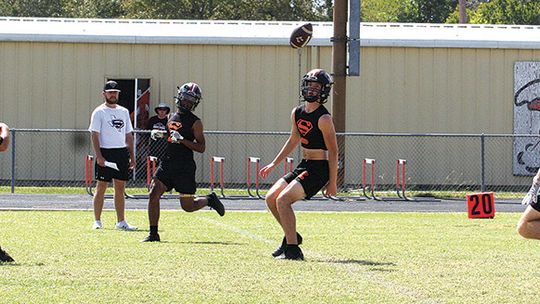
[0,209,537,303]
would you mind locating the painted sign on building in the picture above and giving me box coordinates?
[514,61,540,175]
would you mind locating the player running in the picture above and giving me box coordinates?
[142,82,225,242]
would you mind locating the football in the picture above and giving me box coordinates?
[289,23,313,49]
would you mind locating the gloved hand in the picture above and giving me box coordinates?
[169,130,184,143]
[150,130,166,141]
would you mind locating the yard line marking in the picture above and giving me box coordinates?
[198,216,444,304]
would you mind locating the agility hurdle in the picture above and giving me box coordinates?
[362,158,380,200]
[210,156,226,198]
[247,157,263,199]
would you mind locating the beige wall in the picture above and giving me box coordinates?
[2,40,540,186]
[0,42,328,131]
[4,41,539,134]
[346,47,540,133]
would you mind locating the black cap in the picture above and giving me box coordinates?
[154,103,171,114]
[103,80,121,92]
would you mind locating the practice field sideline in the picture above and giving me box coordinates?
[0,193,526,213]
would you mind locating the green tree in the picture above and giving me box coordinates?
[468,0,540,25]
[360,0,408,22]
[397,0,458,23]
[0,0,64,17]
[63,0,124,18]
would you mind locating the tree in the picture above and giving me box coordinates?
[468,0,540,25]
[0,0,64,17]
[397,0,458,23]
[360,0,408,22]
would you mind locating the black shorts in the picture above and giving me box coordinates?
[95,148,130,182]
[531,196,540,212]
[283,159,329,199]
[154,159,197,194]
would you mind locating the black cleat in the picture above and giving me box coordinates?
[0,247,14,263]
[141,234,161,242]
[271,233,303,257]
[276,245,304,261]
[207,192,225,216]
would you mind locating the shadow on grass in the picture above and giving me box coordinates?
[317,258,397,271]
[179,241,244,246]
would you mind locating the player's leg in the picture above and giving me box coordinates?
[275,180,306,260]
[179,195,205,212]
[180,193,225,216]
[113,179,126,222]
[92,180,108,229]
[276,181,306,244]
[175,168,224,216]
[265,179,289,225]
[113,179,137,231]
[142,178,167,242]
[517,205,540,239]
[266,178,304,257]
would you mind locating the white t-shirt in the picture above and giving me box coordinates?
[88,103,133,149]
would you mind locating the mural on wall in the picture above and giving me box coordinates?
[514,61,540,175]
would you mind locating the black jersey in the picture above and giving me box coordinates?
[164,109,201,162]
[294,104,329,150]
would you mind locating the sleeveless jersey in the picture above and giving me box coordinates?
[294,104,329,150]
[164,109,200,161]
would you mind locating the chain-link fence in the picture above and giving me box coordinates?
[0,129,536,198]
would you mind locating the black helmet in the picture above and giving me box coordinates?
[154,103,170,114]
[301,69,333,103]
[175,82,202,111]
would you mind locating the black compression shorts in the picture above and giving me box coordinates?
[283,159,329,199]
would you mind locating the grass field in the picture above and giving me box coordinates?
[0,210,537,303]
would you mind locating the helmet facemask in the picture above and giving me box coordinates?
[300,69,333,104]
[175,83,202,111]
[176,92,200,111]
[301,80,323,103]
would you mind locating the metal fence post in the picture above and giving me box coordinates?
[10,129,15,193]
[481,133,485,192]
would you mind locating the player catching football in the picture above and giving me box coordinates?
[0,122,15,262]
[259,69,338,260]
[142,82,225,242]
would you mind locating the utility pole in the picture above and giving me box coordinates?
[459,0,468,23]
[333,0,347,187]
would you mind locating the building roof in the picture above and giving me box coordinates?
[0,17,539,49]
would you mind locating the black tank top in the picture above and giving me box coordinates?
[294,104,329,150]
[164,109,200,161]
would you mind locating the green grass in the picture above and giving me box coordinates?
[0,210,537,303]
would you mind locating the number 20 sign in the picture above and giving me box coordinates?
[466,192,495,219]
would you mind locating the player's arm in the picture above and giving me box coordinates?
[260,108,301,178]
[0,122,10,152]
[319,114,338,196]
[176,120,205,153]
[90,131,105,166]
[126,132,136,169]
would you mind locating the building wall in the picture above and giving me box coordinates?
[0,41,329,131]
[2,39,540,186]
[347,47,540,133]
